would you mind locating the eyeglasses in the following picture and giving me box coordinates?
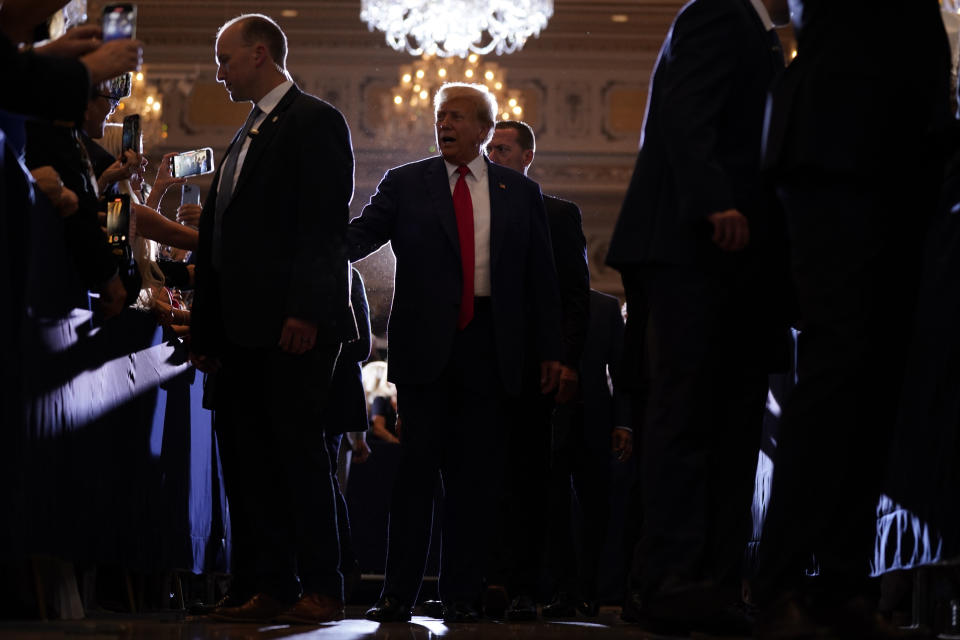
[97,94,121,108]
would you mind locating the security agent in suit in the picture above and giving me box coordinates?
[752,2,953,632]
[188,14,357,625]
[320,268,371,599]
[605,0,791,629]
[542,289,634,617]
[350,83,563,623]
[484,119,592,620]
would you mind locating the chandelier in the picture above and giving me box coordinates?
[392,54,525,119]
[384,53,526,150]
[361,0,553,58]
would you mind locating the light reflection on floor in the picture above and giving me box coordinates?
[0,609,685,639]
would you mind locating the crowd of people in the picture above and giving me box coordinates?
[2,0,959,638]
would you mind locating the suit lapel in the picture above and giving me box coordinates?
[425,157,462,259]
[232,85,301,199]
[737,0,784,71]
[487,159,509,275]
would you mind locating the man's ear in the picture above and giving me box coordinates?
[522,148,534,169]
[252,43,268,68]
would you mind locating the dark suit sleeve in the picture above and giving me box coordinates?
[658,2,744,222]
[605,296,632,429]
[526,185,563,362]
[1,32,89,125]
[340,268,371,364]
[285,102,354,330]
[547,198,590,367]
[347,169,397,262]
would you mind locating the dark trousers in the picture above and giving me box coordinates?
[754,171,934,602]
[214,340,342,602]
[494,379,553,598]
[629,262,768,599]
[545,402,612,602]
[382,301,506,605]
[325,433,357,574]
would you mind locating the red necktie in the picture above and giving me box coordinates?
[453,165,475,330]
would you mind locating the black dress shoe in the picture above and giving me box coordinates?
[621,588,692,635]
[484,584,509,619]
[420,599,444,619]
[505,594,537,621]
[365,595,413,622]
[209,593,288,623]
[541,593,577,619]
[443,601,482,623]
[189,592,246,616]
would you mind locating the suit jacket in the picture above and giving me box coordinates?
[543,194,590,368]
[321,268,371,435]
[346,155,562,396]
[762,0,952,177]
[606,0,784,268]
[580,290,631,448]
[192,85,357,354]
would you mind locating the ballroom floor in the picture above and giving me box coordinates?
[0,607,724,639]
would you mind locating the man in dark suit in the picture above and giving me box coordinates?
[753,3,953,635]
[605,0,790,631]
[189,13,357,624]
[541,289,634,617]
[485,119,591,620]
[350,82,562,623]
[321,268,371,601]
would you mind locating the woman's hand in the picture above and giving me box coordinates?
[98,149,140,193]
[153,152,187,194]
[176,203,202,227]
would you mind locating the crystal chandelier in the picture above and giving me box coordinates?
[384,54,526,151]
[392,54,525,119]
[361,0,553,58]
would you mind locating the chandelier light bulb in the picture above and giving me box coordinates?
[361,0,553,59]
[402,73,412,83]
[465,69,474,77]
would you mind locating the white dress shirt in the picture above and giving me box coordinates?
[444,154,491,296]
[747,0,775,30]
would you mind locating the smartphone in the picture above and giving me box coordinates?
[181,183,201,207]
[171,148,215,178]
[121,114,141,154]
[107,72,133,101]
[106,194,130,249]
[102,3,136,41]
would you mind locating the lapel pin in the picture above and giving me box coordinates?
[499,183,506,189]
[272,115,279,123]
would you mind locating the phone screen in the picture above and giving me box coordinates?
[122,114,140,153]
[102,4,136,41]
[172,148,214,178]
[106,195,130,248]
